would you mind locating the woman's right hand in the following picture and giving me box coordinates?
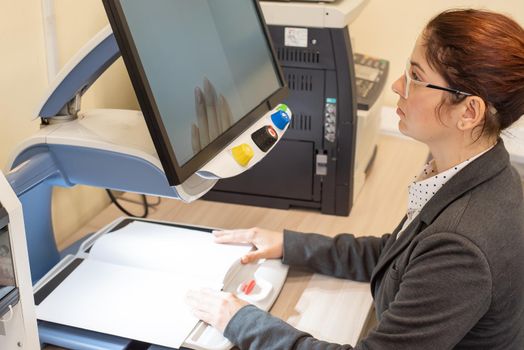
[213,227,283,264]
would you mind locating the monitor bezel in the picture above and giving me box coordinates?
[102,0,288,185]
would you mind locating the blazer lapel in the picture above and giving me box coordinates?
[370,140,510,294]
[418,139,509,226]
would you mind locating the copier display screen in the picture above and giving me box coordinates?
[0,226,15,301]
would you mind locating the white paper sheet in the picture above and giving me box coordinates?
[90,221,251,286]
[36,221,253,348]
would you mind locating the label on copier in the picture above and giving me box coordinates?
[284,27,308,47]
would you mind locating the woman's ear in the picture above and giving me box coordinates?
[457,96,486,131]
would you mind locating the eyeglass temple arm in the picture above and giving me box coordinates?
[426,83,472,96]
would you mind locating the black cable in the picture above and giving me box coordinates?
[145,196,161,207]
[116,195,161,208]
[106,189,149,218]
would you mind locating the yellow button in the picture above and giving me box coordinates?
[231,143,254,167]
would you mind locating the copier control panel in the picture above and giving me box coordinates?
[354,53,390,111]
[0,207,18,328]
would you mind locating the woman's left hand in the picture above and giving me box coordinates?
[186,288,249,333]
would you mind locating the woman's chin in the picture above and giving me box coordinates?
[397,121,412,139]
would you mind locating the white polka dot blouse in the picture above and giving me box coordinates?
[397,145,495,239]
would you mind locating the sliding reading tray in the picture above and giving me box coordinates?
[33,218,289,350]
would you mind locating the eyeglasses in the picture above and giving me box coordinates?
[402,60,472,99]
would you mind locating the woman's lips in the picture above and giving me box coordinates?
[396,107,405,118]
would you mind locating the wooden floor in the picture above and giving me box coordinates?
[47,134,428,349]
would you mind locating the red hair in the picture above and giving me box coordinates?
[423,9,524,136]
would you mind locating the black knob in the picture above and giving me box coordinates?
[251,125,278,152]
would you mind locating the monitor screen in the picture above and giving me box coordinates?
[103,0,287,185]
[0,225,15,301]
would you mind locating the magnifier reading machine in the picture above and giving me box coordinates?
[1,1,292,349]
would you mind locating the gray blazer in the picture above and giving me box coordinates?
[224,140,524,349]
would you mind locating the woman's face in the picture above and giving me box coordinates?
[392,36,459,145]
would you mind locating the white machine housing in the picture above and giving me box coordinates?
[0,174,39,350]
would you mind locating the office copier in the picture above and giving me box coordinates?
[205,0,389,216]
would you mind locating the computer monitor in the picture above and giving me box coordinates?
[102,0,287,186]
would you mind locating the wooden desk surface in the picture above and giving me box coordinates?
[48,135,428,348]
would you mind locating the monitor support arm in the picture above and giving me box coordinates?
[7,26,219,283]
[37,25,119,120]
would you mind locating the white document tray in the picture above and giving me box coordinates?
[33,217,289,350]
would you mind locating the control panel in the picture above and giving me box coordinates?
[0,174,39,350]
[0,207,18,337]
[353,53,390,111]
[324,97,337,143]
[199,104,291,178]
[231,106,290,167]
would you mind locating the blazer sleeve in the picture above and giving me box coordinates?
[282,230,391,282]
[224,232,492,350]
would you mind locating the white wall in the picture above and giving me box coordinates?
[0,0,137,246]
[53,0,138,111]
[0,0,47,166]
[349,0,524,107]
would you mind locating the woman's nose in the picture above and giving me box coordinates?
[391,75,405,98]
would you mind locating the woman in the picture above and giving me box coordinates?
[186,9,524,349]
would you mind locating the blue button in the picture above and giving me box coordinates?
[271,110,290,130]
